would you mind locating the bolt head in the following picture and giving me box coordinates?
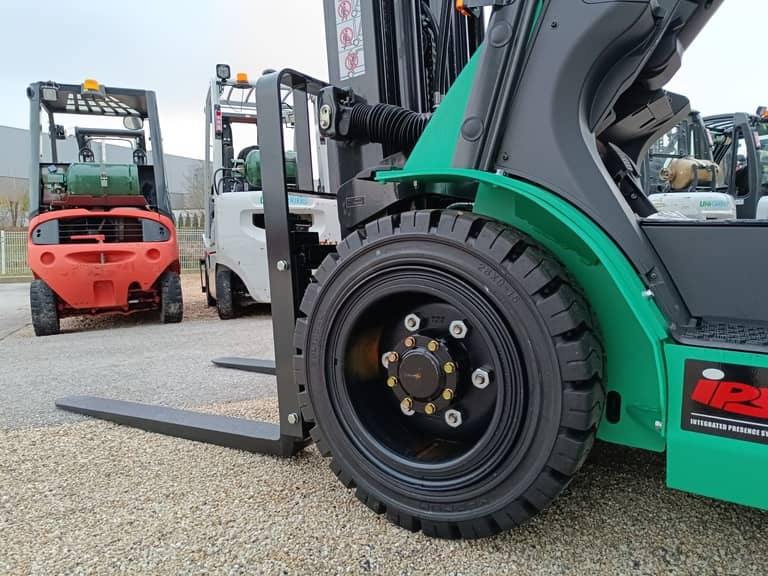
[387,351,399,364]
[449,320,468,339]
[404,313,421,332]
[443,362,456,374]
[427,340,439,352]
[400,398,414,415]
[424,403,436,415]
[381,353,390,368]
[654,420,663,431]
[404,336,416,348]
[472,368,490,389]
[442,388,454,401]
[445,409,462,428]
[386,376,398,388]
[276,260,289,271]
[287,413,299,425]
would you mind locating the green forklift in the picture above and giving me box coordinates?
[58,0,767,539]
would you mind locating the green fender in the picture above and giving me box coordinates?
[378,169,670,451]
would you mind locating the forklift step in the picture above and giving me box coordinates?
[211,357,276,375]
[676,319,768,352]
[55,396,306,457]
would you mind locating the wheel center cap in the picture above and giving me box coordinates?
[399,351,441,400]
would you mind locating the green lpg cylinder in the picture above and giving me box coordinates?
[66,163,141,196]
[244,149,297,189]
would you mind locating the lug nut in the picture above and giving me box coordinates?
[441,388,454,401]
[387,351,399,364]
[424,403,437,415]
[427,340,439,352]
[386,376,398,388]
[404,314,421,332]
[404,336,416,348]
[401,398,413,411]
[472,368,491,389]
[449,320,468,339]
[443,362,456,374]
[445,409,463,428]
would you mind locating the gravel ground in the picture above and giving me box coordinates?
[1,277,765,575]
[1,399,764,576]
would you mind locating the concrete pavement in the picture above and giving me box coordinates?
[0,282,30,341]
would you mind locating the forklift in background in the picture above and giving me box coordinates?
[200,65,340,319]
[642,108,768,219]
[642,111,737,219]
[26,80,182,336]
[59,0,768,540]
[704,110,768,219]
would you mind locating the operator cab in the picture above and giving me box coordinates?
[28,79,171,217]
[204,67,282,196]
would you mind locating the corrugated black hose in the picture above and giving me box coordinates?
[347,103,432,153]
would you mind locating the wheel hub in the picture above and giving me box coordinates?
[399,352,442,400]
[386,334,459,415]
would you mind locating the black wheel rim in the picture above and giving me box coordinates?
[322,260,543,496]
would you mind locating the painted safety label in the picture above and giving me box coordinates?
[336,0,365,81]
[682,359,768,445]
[257,194,312,206]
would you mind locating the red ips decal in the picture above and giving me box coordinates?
[691,378,768,420]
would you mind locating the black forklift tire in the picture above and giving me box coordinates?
[205,274,216,307]
[294,210,604,539]
[215,267,238,320]
[159,271,184,324]
[30,279,60,337]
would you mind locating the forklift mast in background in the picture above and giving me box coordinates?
[321,0,484,193]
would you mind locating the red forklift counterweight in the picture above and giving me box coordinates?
[28,208,179,314]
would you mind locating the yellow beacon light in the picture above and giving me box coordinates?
[82,79,101,92]
[236,72,249,84]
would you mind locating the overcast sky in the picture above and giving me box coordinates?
[0,1,759,159]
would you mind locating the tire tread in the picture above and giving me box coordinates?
[295,210,604,538]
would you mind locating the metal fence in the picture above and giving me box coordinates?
[0,229,205,277]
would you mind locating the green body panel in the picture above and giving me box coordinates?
[665,344,768,510]
[245,149,297,189]
[66,163,140,196]
[405,50,480,172]
[378,168,669,451]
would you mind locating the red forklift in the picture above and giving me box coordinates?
[26,79,183,336]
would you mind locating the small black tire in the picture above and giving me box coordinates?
[294,210,604,539]
[215,267,238,320]
[30,279,60,337]
[202,260,216,307]
[159,271,184,324]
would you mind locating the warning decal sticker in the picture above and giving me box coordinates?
[682,359,768,445]
[336,0,365,80]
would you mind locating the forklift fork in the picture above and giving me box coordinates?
[56,70,331,458]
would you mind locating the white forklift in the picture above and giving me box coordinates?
[200,64,340,318]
